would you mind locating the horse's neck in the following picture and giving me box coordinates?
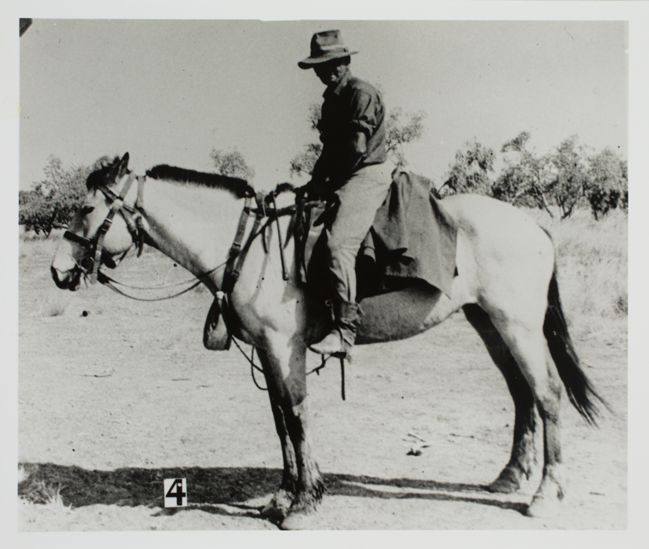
[139,179,242,292]
[135,179,304,343]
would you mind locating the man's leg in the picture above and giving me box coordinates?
[310,163,392,355]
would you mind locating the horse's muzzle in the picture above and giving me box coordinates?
[51,266,82,291]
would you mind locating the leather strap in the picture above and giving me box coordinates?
[89,173,137,282]
[222,196,253,293]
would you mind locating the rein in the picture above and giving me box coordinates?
[221,188,321,293]
[96,260,228,302]
[234,336,346,400]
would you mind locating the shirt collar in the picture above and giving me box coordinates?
[323,70,351,98]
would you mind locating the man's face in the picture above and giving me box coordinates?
[313,60,348,87]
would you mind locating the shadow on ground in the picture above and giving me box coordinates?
[19,462,528,519]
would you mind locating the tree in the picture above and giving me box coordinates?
[19,189,52,235]
[585,148,628,219]
[385,108,426,168]
[19,155,111,235]
[544,136,590,219]
[289,142,322,179]
[288,103,426,178]
[491,131,555,217]
[209,148,255,179]
[439,139,495,196]
[289,103,325,178]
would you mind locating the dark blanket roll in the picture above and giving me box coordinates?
[359,170,457,298]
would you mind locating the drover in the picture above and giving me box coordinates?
[298,29,391,358]
[51,152,605,529]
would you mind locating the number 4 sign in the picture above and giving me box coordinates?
[163,478,188,508]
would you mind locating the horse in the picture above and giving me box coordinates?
[50,153,604,529]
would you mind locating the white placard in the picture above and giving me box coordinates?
[163,478,188,508]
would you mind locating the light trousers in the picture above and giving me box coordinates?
[326,162,392,303]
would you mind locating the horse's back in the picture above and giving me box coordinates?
[440,193,553,257]
[440,193,555,320]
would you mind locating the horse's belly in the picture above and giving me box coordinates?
[357,285,442,344]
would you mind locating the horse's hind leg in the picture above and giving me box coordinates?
[257,350,298,521]
[486,314,565,517]
[463,304,537,493]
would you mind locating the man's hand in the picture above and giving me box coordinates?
[302,177,326,200]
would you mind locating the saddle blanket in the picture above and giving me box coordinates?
[306,170,458,299]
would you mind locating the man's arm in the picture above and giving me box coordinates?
[308,131,366,197]
[306,148,330,198]
[347,131,367,172]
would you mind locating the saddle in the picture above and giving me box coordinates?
[304,170,457,302]
[203,170,458,350]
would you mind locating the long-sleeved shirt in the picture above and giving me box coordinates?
[315,71,387,187]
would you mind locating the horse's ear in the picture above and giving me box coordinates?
[109,152,130,181]
[117,152,130,176]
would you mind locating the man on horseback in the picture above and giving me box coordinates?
[298,29,392,357]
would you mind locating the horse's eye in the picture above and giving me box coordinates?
[80,205,95,215]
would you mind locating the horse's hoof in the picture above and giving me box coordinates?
[279,509,317,530]
[260,492,292,522]
[260,502,288,523]
[487,467,522,494]
[526,494,562,518]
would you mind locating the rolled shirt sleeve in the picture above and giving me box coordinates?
[349,89,379,136]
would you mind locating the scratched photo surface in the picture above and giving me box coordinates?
[19,19,627,530]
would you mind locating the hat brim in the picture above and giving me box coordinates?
[298,50,358,69]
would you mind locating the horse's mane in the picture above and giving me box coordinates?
[145,165,255,198]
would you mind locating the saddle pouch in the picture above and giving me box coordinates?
[203,295,232,351]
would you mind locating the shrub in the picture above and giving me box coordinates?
[584,148,628,219]
[19,155,111,236]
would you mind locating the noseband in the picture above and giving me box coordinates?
[63,172,146,283]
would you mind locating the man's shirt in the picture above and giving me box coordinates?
[316,71,387,182]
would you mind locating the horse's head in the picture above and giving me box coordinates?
[51,152,140,290]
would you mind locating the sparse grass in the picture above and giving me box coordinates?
[529,208,627,338]
[19,233,60,258]
[19,467,69,510]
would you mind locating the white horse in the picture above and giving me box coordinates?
[51,153,604,529]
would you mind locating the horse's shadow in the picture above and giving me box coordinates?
[18,462,528,521]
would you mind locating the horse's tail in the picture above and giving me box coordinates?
[543,265,608,426]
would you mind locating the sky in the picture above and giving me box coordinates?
[20,19,627,190]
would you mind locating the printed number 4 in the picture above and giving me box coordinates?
[165,478,186,506]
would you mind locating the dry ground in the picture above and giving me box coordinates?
[18,216,627,530]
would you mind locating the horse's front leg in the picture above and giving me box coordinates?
[257,350,298,521]
[261,334,324,530]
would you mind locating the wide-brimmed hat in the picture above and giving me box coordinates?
[298,30,358,69]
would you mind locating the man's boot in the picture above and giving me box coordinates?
[310,300,362,357]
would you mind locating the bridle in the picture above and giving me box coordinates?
[63,172,146,283]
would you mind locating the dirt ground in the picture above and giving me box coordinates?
[18,245,627,530]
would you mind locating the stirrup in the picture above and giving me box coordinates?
[309,330,351,358]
